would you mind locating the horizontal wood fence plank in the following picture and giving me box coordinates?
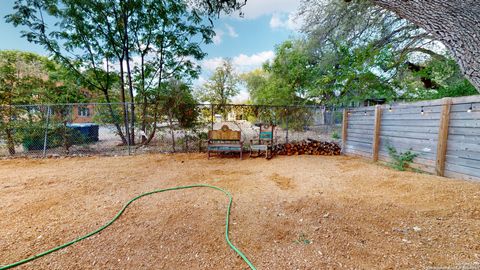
[379,136,438,148]
[348,134,374,142]
[450,103,480,113]
[445,163,480,179]
[450,111,480,120]
[348,115,375,121]
[445,155,480,169]
[378,153,436,166]
[382,113,441,121]
[449,119,480,128]
[383,106,443,115]
[446,140,480,153]
[445,149,480,161]
[448,127,480,136]
[347,124,375,130]
[378,154,436,174]
[379,144,437,160]
[444,170,480,181]
[346,146,373,154]
[346,140,373,148]
[447,135,480,145]
[380,125,440,134]
[348,129,375,136]
[380,130,438,140]
[348,120,376,125]
[380,119,440,127]
[345,148,372,157]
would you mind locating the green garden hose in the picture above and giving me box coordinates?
[0,184,256,270]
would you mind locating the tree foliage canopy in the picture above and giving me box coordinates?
[6,0,222,145]
[241,0,477,106]
[197,59,239,105]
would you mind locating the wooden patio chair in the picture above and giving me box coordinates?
[249,123,276,159]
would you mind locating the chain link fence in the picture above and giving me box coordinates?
[0,103,343,158]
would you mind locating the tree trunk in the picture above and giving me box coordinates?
[6,128,15,155]
[123,9,136,145]
[140,54,148,144]
[102,89,128,145]
[62,121,70,155]
[104,57,128,145]
[143,107,158,145]
[370,0,480,91]
[119,58,131,146]
[143,34,165,146]
[126,63,135,145]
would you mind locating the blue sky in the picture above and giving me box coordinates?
[0,0,302,102]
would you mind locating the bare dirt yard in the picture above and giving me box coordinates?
[1,154,479,269]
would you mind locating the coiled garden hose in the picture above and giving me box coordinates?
[0,184,256,270]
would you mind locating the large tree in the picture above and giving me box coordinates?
[364,0,480,92]
[204,0,480,92]
[242,40,315,105]
[242,39,397,106]
[300,0,444,64]
[7,0,217,146]
[198,59,239,105]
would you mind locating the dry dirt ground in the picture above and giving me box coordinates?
[0,154,479,270]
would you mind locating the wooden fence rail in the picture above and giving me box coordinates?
[342,95,480,181]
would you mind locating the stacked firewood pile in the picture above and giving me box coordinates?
[274,139,341,156]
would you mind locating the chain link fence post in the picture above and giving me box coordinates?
[285,107,289,144]
[42,106,51,158]
[210,104,214,130]
[6,105,16,156]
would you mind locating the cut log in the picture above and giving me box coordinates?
[273,140,341,156]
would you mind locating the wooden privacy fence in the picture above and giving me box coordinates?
[342,95,480,181]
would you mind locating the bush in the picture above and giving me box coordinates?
[21,125,52,151]
[331,131,340,140]
[21,124,87,151]
[387,145,419,171]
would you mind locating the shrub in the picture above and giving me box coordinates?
[21,124,87,151]
[387,145,419,171]
[331,131,340,140]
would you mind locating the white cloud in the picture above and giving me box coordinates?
[225,24,239,38]
[200,50,274,74]
[232,51,274,72]
[201,57,225,73]
[212,29,224,45]
[269,12,302,31]
[239,0,300,19]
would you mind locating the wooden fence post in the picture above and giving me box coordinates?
[372,105,382,162]
[342,108,348,153]
[435,98,452,176]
